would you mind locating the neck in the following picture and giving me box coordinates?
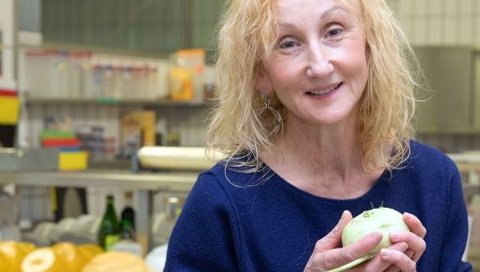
[262,116,381,199]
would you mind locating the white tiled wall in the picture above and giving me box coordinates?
[388,0,480,45]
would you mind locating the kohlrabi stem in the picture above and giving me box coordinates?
[326,255,372,272]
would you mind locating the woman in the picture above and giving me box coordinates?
[164,0,472,271]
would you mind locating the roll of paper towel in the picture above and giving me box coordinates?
[137,147,225,170]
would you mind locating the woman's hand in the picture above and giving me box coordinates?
[304,210,423,272]
[368,212,426,272]
[378,212,427,270]
[304,210,387,271]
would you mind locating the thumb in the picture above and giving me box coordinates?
[317,210,353,250]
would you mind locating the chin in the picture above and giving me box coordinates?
[313,112,357,127]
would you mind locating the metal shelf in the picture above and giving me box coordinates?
[24,96,208,108]
[0,170,197,192]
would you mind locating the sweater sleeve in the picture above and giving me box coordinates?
[163,172,240,271]
[438,171,473,271]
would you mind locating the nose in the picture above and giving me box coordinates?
[306,45,334,78]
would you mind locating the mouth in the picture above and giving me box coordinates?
[306,82,343,96]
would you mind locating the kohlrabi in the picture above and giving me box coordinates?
[328,207,410,272]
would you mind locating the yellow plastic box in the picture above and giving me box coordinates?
[59,151,88,171]
[0,97,20,125]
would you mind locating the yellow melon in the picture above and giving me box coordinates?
[0,252,9,270]
[21,248,66,272]
[77,244,103,266]
[17,242,36,255]
[52,242,81,272]
[77,244,102,258]
[0,241,31,272]
[82,251,149,272]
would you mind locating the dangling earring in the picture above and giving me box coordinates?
[258,94,283,136]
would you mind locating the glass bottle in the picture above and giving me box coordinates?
[112,200,142,256]
[120,205,136,241]
[97,195,120,251]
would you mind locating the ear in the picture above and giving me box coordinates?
[365,42,371,61]
[254,69,272,95]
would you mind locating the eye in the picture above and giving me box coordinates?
[279,39,300,49]
[325,26,344,39]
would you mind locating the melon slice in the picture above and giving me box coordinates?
[21,248,66,272]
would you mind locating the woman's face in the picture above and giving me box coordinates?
[257,0,368,127]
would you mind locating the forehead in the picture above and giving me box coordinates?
[274,0,361,22]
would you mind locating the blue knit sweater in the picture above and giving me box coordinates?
[164,141,472,271]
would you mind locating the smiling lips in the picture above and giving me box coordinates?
[306,82,343,96]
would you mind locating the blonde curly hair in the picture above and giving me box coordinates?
[206,0,420,173]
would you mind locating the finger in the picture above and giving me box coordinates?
[405,249,415,259]
[334,231,385,268]
[403,212,427,238]
[380,248,417,272]
[384,265,401,272]
[306,211,354,270]
[384,242,410,272]
[360,242,408,271]
[315,210,353,251]
[312,231,383,271]
[390,231,425,262]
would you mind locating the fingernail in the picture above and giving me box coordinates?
[369,231,382,240]
[380,248,390,257]
[399,242,408,251]
[403,212,414,220]
[390,232,400,241]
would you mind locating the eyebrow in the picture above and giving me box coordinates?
[278,6,352,29]
[321,6,351,19]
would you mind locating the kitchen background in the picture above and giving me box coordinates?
[1,0,480,270]
[14,0,480,153]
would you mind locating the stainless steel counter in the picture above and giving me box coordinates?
[0,170,198,192]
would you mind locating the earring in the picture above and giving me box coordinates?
[258,94,283,137]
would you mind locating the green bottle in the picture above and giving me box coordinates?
[120,206,136,241]
[97,195,120,251]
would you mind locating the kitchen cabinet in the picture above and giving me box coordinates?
[414,46,480,133]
